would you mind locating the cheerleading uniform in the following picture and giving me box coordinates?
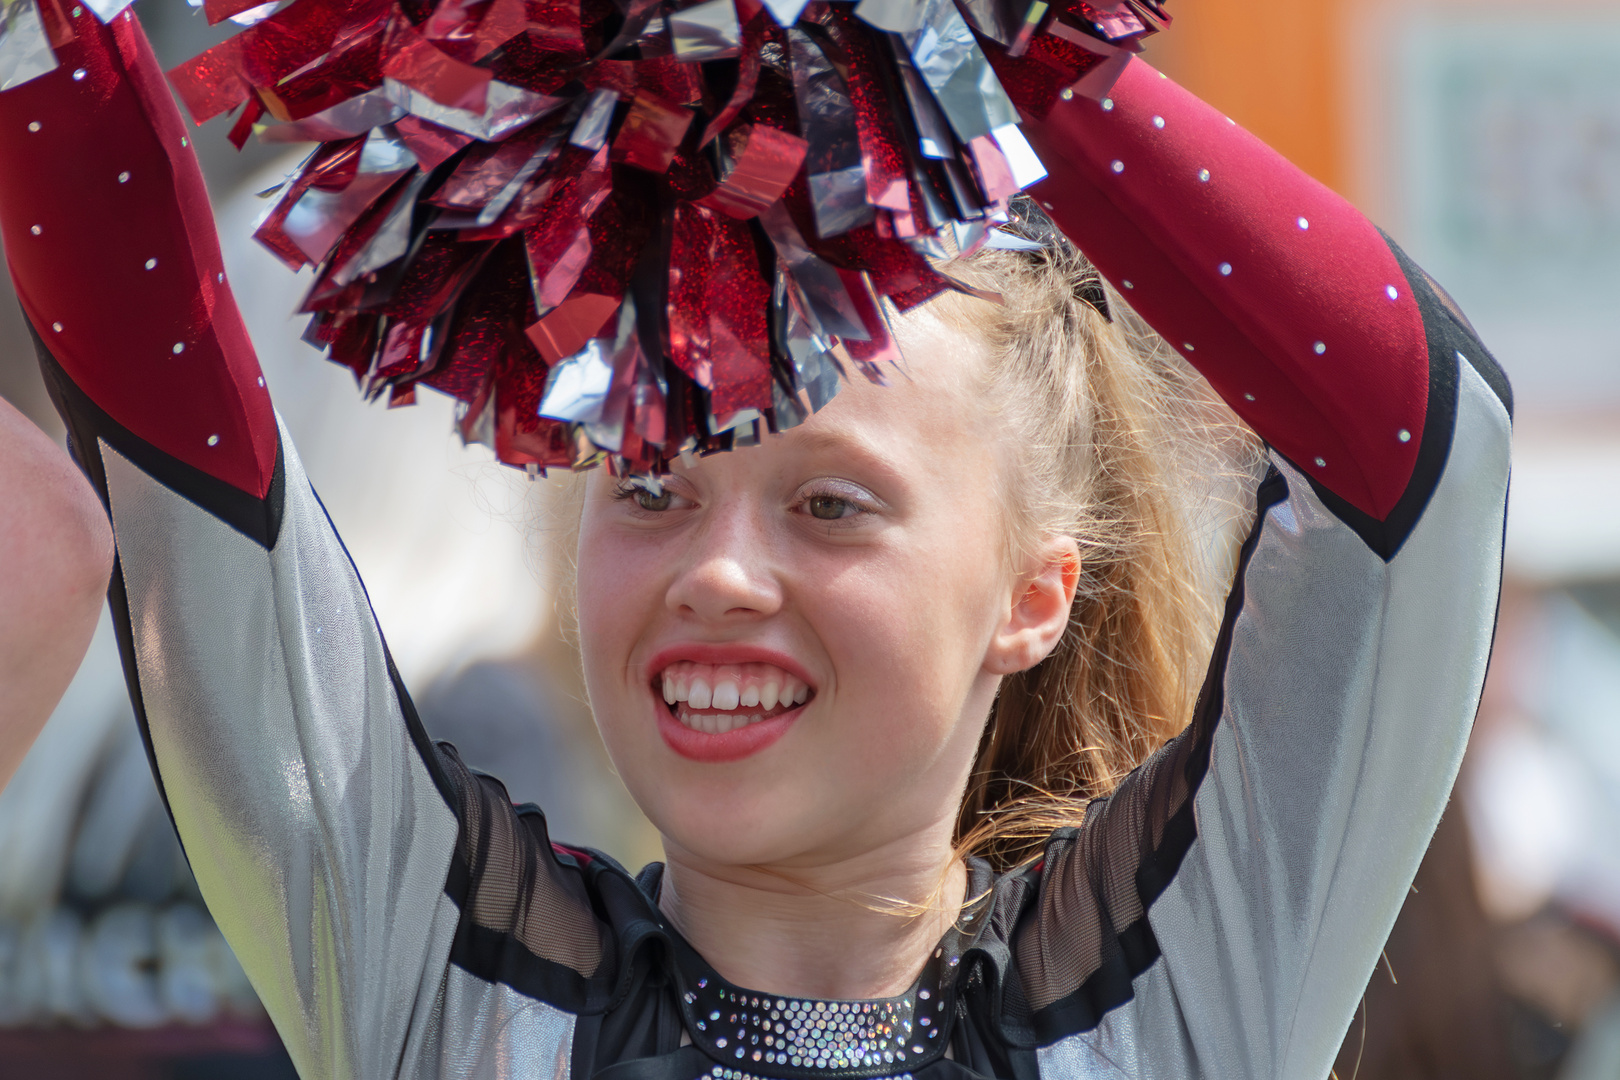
[0,10,1510,1080]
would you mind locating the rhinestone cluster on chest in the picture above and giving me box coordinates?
[685,978,951,1073]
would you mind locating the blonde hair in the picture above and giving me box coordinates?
[930,239,1262,872]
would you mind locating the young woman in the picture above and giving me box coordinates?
[0,4,1510,1079]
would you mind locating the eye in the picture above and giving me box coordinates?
[792,479,880,525]
[806,494,857,520]
[633,487,674,512]
[612,480,682,514]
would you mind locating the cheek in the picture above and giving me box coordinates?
[573,516,655,714]
[810,539,1006,756]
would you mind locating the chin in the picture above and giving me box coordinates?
[640,771,847,871]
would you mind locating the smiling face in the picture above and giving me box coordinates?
[575,306,1076,874]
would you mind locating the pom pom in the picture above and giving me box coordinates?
[168,0,1167,475]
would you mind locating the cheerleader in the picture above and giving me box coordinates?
[0,2,1510,1076]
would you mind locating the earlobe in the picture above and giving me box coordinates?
[985,538,1081,675]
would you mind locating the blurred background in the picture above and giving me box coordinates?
[1,0,1617,1076]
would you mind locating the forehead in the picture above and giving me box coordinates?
[786,304,995,464]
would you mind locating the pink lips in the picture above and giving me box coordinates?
[655,703,803,762]
[646,644,814,763]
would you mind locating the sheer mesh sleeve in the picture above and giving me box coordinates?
[438,744,607,982]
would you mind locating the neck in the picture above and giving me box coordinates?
[657,833,968,1001]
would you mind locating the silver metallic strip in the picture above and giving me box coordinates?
[416,963,576,1080]
[100,420,461,1079]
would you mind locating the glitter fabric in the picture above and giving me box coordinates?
[91,0,1170,475]
[692,991,928,1072]
[667,887,990,1080]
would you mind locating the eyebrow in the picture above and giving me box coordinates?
[786,424,909,484]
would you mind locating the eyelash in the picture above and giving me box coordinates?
[792,483,876,524]
[611,481,679,513]
[610,480,879,523]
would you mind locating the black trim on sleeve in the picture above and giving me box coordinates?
[303,479,466,813]
[1289,234,1511,562]
[1029,468,1290,1044]
[32,312,470,886]
[30,315,289,855]
[31,321,285,550]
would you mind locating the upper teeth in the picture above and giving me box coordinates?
[659,661,811,715]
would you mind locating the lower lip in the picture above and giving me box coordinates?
[656,701,803,763]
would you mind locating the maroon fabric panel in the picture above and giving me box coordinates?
[1022,60,1427,521]
[0,10,276,498]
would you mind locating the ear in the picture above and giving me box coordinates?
[984,536,1081,676]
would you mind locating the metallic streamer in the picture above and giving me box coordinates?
[594,0,664,59]
[851,0,925,34]
[1045,19,1133,100]
[886,36,952,160]
[758,203,870,341]
[760,0,811,28]
[527,292,621,363]
[952,0,1042,48]
[0,0,57,91]
[610,92,693,173]
[1070,0,1146,40]
[788,28,873,239]
[383,78,563,141]
[259,90,408,144]
[806,167,873,238]
[537,338,615,425]
[967,134,1019,205]
[569,87,619,150]
[381,26,493,112]
[668,0,741,63]
[284,168,410,266]
[891,0,1018,144]
[394,115,472,169]
[699,124,808,219]
[477,127,568,226]
[990,122,1046,189]
[984,227,1043,251]
[79,0,134,21]
[782,300,842,412]
[330,171,431,286]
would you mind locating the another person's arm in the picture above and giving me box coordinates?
[1012,60,1511,1079]
[0,393,112,789]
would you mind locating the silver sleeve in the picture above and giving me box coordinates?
[100,418,463,1078]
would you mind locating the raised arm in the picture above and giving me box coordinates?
[1009,61,1512,1079]
[0,10,598,1074]
[1020,59,1510,550]
[0,393,112,789]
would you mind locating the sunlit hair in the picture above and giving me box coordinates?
[930,235,1263,872]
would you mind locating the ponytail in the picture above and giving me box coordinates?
[932,239,1261,872]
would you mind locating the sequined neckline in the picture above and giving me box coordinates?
[664,864,996,1080]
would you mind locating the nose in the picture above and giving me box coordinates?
[664,497,783,623]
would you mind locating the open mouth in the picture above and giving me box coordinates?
[656,661,814,735]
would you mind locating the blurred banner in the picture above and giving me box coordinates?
[1390,12,1620,414]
